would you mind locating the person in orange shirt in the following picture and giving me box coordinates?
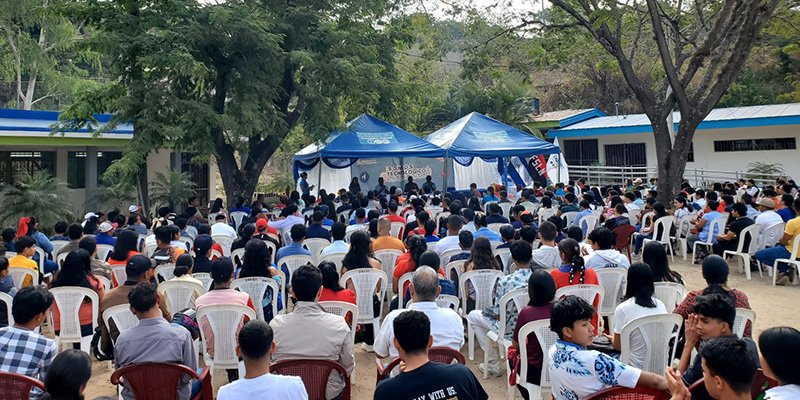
[8,236,39,287]
[372,218,406,253]
[549,238,600,332]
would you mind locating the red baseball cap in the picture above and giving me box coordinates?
[256,218,269,231]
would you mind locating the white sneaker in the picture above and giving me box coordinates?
[361,343,374,352]
[478,362,502,377]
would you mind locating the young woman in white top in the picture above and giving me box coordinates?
[605,262,666,369]
[759,326,800,400]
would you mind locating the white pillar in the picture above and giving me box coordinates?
[86,147,98,211]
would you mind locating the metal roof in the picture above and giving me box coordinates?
[0,108,133,138]
[526,108,606,128]
[549,103,800,138]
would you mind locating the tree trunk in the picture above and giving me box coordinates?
[654,120,695,206]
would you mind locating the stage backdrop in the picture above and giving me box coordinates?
[350,157,447,191]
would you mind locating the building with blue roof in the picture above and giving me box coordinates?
[547,103,800,174]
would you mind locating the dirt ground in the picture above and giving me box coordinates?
[81,257,800,399]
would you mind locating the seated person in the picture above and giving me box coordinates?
[584,227,630,270]
[0,286,57,386]
[374,311,488,400]
[677,293,758,386]
[320,223,349,258]
[497,225,515,250]
[531,221,561,269]
[757,326,800,399]
[665,337,757,400]
[548,296,666,400]
[372,218,406,253]
[486,203,509,224]
[712,203,754,256]
[449,231,473,263]
[603,203,630,231]
[217,320,307,399]
[434,216,466,257]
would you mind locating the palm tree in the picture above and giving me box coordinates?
[0,171,74,232]
[148,171,196,212]
[91,179,138,213]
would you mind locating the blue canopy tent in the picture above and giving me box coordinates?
[293,114,445,195]
[424,112,561,190]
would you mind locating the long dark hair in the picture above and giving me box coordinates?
[642,242,682,283]
[51,249,93,289]
[674,196,693,212]
[406,235,428,271]
[319,261,343,292]
[624,263,657,308]
[110,230,139,262]
[467,237,500,270]
[528,270,557,307]
[701,255,735,301]
[211,198,224,213]
[41,349,92,400]
[558,238,586,284]
[342,230,371,270]
[239,239,272,278]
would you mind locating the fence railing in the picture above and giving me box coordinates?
[568,165,787,188]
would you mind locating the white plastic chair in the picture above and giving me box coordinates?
[101,304,139,345]
[671,215,694,260]
[733,308,756,338]
[554,284,605,315]
[192,273,214,291]
[499,203,513,219]
[397,273,414,308]
[490,241,503,251]
[579,215,599,236]
[487,223,504,235]
[176,237,193,253]
[33,246,50,279]
[595,268,627,331]
[8,267,37,289]
[96,275,111,291]
[722,224,762,280]
[157,280,206,315]
[653,282,686,313]
[111,265,127,287]
[55,252,68,268]
[493,247,513,274]
[321,253,347,275]
[319,300,359,383]
[486,287,529,378]
[302,238,331,264]
[196,304,256,376]
[619,313,683,373]
[691,217,726,264]
[50,241,68,256]
[389,222,405,239]
[460,269,505,361]
[276,254,315,283]
[229,211,248,230]
[444,260,465,286]
[96,244,115,262]
[561,211,578,227]
[759,222,786,253]
[435,294,460,310]
[0,292,13,326]
[643,216,675,262]
[440,249,462,266]
[510,319,559,400]
[49,286,99,353]
[142,243,158,258]
[627,209,643,225]
[155,264,176,282]
[374,249,403,297]
[435,211,451,233]
[211,235,234,256]
[231,277,279,321]
[538,207,555,223]
[231,248,245,267]
[340,269,388,341]
[771,234,800,285]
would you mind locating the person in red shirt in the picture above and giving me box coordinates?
[318,261,356,324]
[549,238,600,331]
[386,202,405,225]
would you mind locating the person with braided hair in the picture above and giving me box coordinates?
[550,238,600,332]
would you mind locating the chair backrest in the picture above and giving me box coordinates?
[378,346,465,382]
[96,275,111,291]
[374,249,403,283]
[585,385,672,399]
[229,211,248,230]
[492,247,513,273]
[731,223,762,254]
[499,202,513,218]
[440,249,462,266]
[55,251,68,268]
[192,273,214,291]
[231,277,279,321]
[397,273,414,308]
[487,223,504,234]
[49,286,100,342]
[554,284,605,313]
[389,221,405,238]
[619,313,683,374]
[319,300,358,336]
[612,225,637,250]
[110,362,206,400]
[561,211,579,227]
[320,253,347,275]
[580,215,599,235]
[496,287,529,340]
[595,268,627,316]
[339,269,388,324]
[111,265,127,287]
[102,303,139,344]
[653,282,686,312]
[704,216,726,244]
[436,294,460,310]
[211,235,234,256]
[51,240,68,255]
[538,207,556,223]
[302,238,331,264]
[760,222,786,249]
[0,372,44,399]
[158,280,206,316]
[272,359,351,400]
[673,215,692,239]
[733,308,756,338]
[627,209,643,225]
[518,319,559,390]
[459,269,505,314]
[176,237,193,252]
[0,292,13,326]
[8,267,37,290]
[196,304,256,368]
[277,254,315,283]
[142,243,158,258]
[750,368,779,399]
[230,248,245,267]
[33,246,46,271]
[651,216,674,242]
[155,264,176,282]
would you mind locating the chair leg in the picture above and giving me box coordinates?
[483,345,489,379]
[743,255,751,280]
[772,261,779,286]
[666,241,675,263]
[468,323,475,361]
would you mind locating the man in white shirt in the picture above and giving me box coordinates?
[345,208,368,235]
[217,320,307,400]
[623,192,640,212]
[754,198,783,244]
[585,227,630,270]
[694,189,707,210]
[531,221,561,269]
[460,208,476,233]
[320,223,350,257]
[269,205,305,233]
[210,214,237,239]
[375,266,464,363]
[434,215,464,256]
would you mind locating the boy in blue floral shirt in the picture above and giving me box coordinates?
[548,296,667,399]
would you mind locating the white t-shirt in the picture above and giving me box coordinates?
[374,302,464,361]
[756,210,784,243]
[765,384,800,399]
[434,235,460,256]
[585,249,631,270]
[532,245,561,269]
[217,373,308,400]
[211,222,237,239]
[612,297,667,370]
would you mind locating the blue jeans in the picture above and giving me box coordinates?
[755,245,792,273]
[634,232,652,254]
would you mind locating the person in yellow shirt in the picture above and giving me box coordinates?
[372,218,406,253]
[755,197,800,285]
[8,236,39,287]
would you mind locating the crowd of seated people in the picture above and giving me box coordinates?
[0,175,798,399]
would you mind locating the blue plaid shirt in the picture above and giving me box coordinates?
[0,326,57,383]
[484,268,531,336]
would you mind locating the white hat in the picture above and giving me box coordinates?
[98,221,114,233]
[128,205,139,213]
[84,212,98,220]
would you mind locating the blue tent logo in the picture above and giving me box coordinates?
[355,131,398,145]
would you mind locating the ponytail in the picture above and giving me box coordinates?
[558,238,586,284]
